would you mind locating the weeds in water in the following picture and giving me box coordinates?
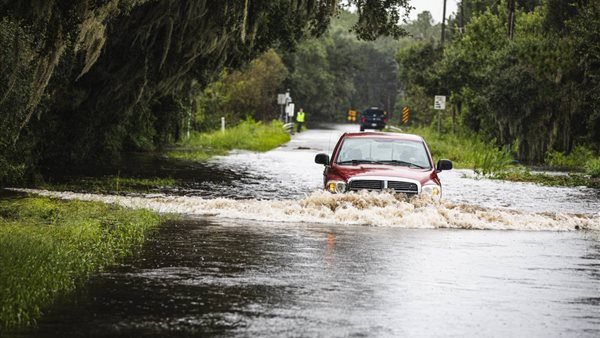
[168,119,290,161]
[0,196,162,329]
[494,168,600,189]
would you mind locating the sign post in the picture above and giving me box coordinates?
[277,93,286,121]
[286,103,295,119]
[434,95,446,133]
[278,90,292,123]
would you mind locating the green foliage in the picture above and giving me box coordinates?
[0,0,414,184]
[284,10,402,122]
[397,1,600,164]
[168,119,290,161]
[0,196,162,328]
[585,158,600,178]
[402,125,514,174]
[194,50,288,131]
[494,168,600,189]
[545,146,594,170]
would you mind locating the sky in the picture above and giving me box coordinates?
[408,0,459,24]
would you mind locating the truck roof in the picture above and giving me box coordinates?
[343,131,424,142]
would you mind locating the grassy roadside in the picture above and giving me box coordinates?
[389,125,600,188]
[0,195,164,329]
[167,119,291,161]
[397,126,514,174]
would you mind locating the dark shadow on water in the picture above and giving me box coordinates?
[23,152,266,198]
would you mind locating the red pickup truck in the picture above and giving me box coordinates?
[314,132,452,197]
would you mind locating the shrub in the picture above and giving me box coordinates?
[585,158,600,178]
[545,145,594,170]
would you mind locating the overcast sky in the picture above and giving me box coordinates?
[408,0,458,23]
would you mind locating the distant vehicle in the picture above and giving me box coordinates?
[314,131,452,197]
[360,107,387,131]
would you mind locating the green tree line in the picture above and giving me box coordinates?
[0,0,411,185]
[396,0,600,163]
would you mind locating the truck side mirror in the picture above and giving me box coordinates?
[315,153,330,165]
[436,159,453,172]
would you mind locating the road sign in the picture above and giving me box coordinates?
[347,110,356,122]
[401,106,409,124]
[434,95,446,110]
[286,103,295,117]
[277,94,286,105]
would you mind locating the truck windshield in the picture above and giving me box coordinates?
[336,138,431,169]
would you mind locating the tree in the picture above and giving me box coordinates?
[0,0,414,183]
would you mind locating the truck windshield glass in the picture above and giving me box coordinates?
[336,138,431,169]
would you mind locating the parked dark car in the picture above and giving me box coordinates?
[314,131,453,198]
[360,107,387,131]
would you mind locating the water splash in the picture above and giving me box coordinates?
[9,188,599,231]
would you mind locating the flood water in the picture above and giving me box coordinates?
[9,124,600,337]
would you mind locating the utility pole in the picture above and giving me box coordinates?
[441,0,447,45]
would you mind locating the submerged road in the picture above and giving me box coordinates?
[13,125,600,337]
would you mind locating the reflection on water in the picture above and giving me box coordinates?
[14,219,600,337]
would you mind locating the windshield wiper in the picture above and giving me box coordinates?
[336,159,384,165]
[379,160,427,169]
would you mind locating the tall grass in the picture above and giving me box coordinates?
[585,158,600,178]
[546,145,600,178]
[400,126,514,175]
[0,196,162,329]
[168,119,290,161]
[545,146,594,170]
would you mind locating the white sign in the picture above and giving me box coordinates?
[286,103,295,117]
[434,95,446,110]
[277,94,286,105]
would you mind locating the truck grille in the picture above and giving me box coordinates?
[348,179,418,194]
[349,180,383,190]
[387,181,418,193]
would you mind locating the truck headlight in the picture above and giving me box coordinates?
[421,184,441,198]
[327,181,347,194]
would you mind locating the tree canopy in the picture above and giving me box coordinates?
[0,0,412,184]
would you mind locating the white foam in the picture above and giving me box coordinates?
[9,188,599,232]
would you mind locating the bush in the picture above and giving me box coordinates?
[545,145,595,170]
[585,158,600,178]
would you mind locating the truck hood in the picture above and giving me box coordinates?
[332,164,435,183]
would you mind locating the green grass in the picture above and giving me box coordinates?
[585,158,600,178]
[168,119,291,161]
[391,125,514,175]
[494,168,600,189]
[545,146,594,170]
[0,196,163,329]
[390,125,600,188]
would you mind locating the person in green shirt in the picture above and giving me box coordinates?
[296,108,305,133]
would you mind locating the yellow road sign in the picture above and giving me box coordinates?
[402,106,409,124]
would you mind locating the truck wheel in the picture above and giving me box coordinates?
[360,126,364,132]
